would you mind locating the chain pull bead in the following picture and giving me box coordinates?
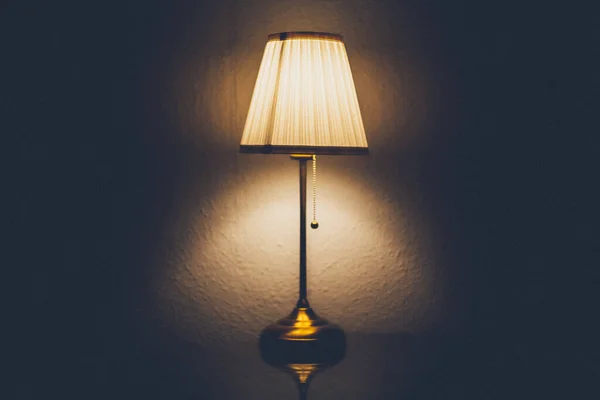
[310,155,319,229]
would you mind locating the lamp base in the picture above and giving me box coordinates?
[259,306,346,366]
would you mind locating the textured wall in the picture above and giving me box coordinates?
[126,0,470,345]
[10,0,594,397]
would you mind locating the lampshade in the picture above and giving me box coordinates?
[240,32,368,155]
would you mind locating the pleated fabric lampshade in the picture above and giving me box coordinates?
[240,32,368,155]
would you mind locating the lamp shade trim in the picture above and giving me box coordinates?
[267,31,343,42]
[240,144,368,155]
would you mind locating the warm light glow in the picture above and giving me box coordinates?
[283,308,319,340]
[240,32,368,154]
[154,160,441,342]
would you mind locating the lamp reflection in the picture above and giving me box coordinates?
[259,327,346,399]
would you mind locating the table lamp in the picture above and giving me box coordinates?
[240,32,368,353]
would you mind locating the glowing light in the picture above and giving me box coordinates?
[156,162,432,340]
[282,308,319,340]
[241,32,368,153]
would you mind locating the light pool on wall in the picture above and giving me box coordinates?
[155,159,434,343]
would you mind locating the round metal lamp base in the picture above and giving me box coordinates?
[259,307,346,366]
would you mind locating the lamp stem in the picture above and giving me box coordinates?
[298,381,310,400]
[298,158,309,308]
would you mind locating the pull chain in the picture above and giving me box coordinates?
[310,155,319,229]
